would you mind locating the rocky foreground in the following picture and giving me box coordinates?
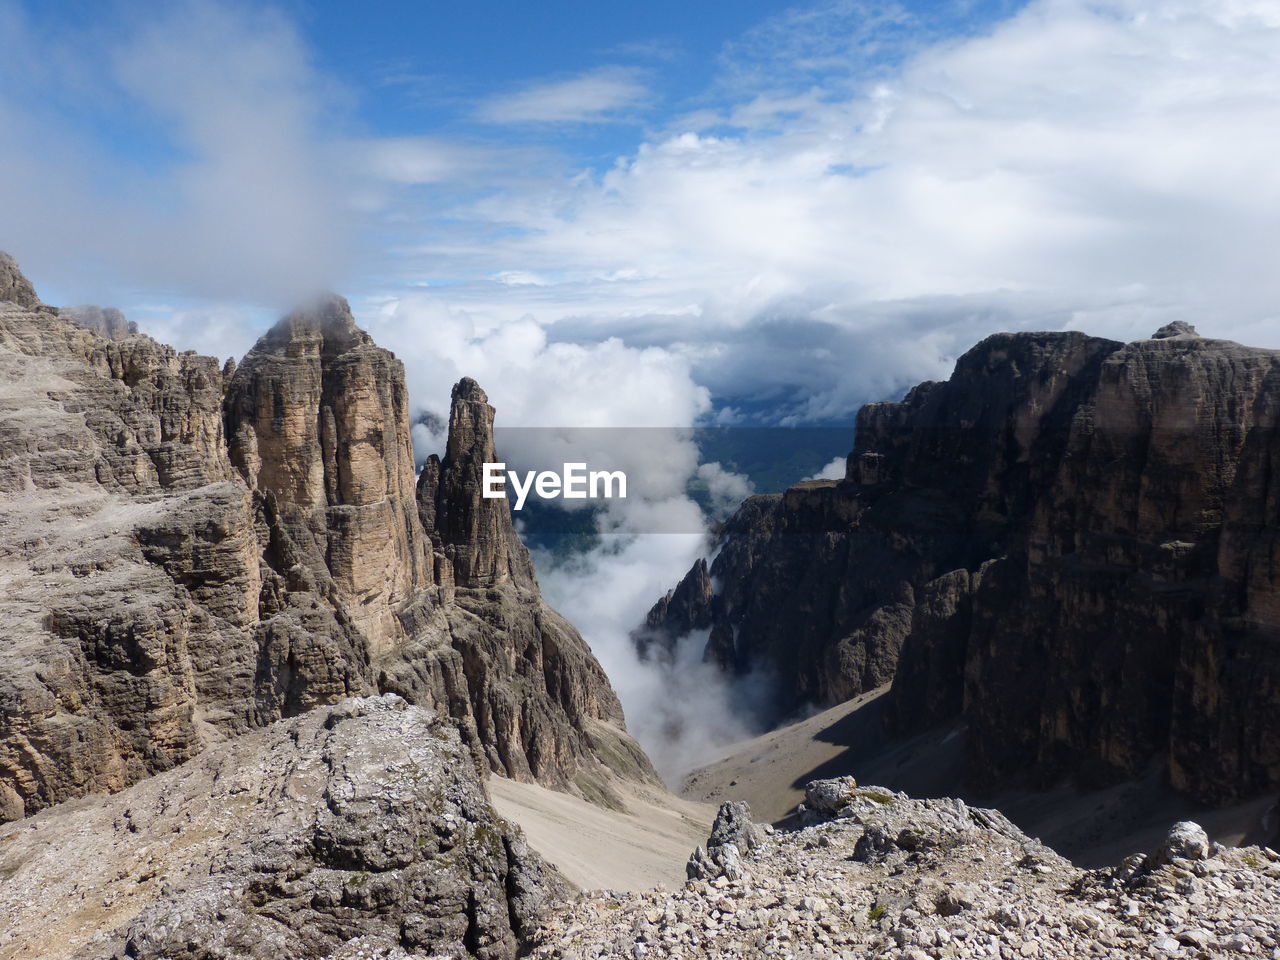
[0,694,567,960]
[530,778,1280,960]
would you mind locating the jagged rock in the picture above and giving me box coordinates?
[634,558,735,670]
[1151,320,1200,339]
[0,695,569,960]
[1111,852,1148,885]
[224,294,433,654]
[532,782,1280,959]
[0,251,41,308]
[0,254,653,822]
[1153,820,1212,865]
[801,776,860,817]
[687,801,765,880]
[644,327,1280,804]
[418,377,536,590]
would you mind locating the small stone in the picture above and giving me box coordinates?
[1218,932,1254,952]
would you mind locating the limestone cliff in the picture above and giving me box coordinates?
[643,326,1280,803]
[223,295,433,655]
[0,254,651,823]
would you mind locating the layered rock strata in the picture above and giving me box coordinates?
[0,695,568,960]
[643,327,1280,803]
[0,254,650,823]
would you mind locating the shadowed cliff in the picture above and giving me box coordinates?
[643,322,1280,804]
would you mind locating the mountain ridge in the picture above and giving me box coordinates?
[642,324,1280,805]
[0,253,652,823]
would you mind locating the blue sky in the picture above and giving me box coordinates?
[11,1,1019,174]
[3,0,1280,432]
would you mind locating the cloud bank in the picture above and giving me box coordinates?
[375,0,1280,427]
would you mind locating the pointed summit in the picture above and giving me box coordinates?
[224,297,429,652]
[417,377,536,590]
[259,293,368,352]
[0,252,42,308]
[452,376,488,404]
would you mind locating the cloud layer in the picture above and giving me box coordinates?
[476,66,653,124]
[371,0,1280,427]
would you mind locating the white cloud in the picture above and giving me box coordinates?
[10,0,1280,780]
[379,0,1280,429]
[0,1,347,308]
[353,136,497,185]
[696,462,757,519]
[805,456,847,481]
[367,292,711,429]
[475,66,652,124]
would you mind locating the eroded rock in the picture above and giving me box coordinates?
[0,254,652,822]
[0,695,569,960]
[531,780,1280,959]
[644,326,1280,804]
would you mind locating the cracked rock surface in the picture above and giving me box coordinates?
[0,694,568,960]
[0,254,652,824]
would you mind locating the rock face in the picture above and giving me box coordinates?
[531,778,1280,960]
[0,254,652,823]
[223,295,433,655]
[0,251,41,309]
[417,377,537,591]
[686,800,766,881]
[0,695,569,960]
[643,328,1280,803]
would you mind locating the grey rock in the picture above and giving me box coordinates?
[1155,821,1213,865]
[0,695,569,960]
[0,250,41,308]
[1151,320,1200,339]
[0,259,655,822]
[1113,853,1150,885]
[530,785,1280,960]
[61,304,137,339]
[687,801,764,880]
[803,776,860,816]
[642,325,1280,807]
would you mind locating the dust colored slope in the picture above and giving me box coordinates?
[488,774,714,891]
[678,684,1280,868]
[680,685,902,825]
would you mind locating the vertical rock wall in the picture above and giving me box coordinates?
[643,326,1280,803]
[0,255,652,823]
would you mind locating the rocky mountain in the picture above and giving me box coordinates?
[641,324,1280,804]
[0,252,652,824]
[0,694,568,960]
[531,777,1280,959]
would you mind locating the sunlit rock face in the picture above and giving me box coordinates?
[0,254,652,823]
[224,294,432,655]
[645,326,1280,804]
